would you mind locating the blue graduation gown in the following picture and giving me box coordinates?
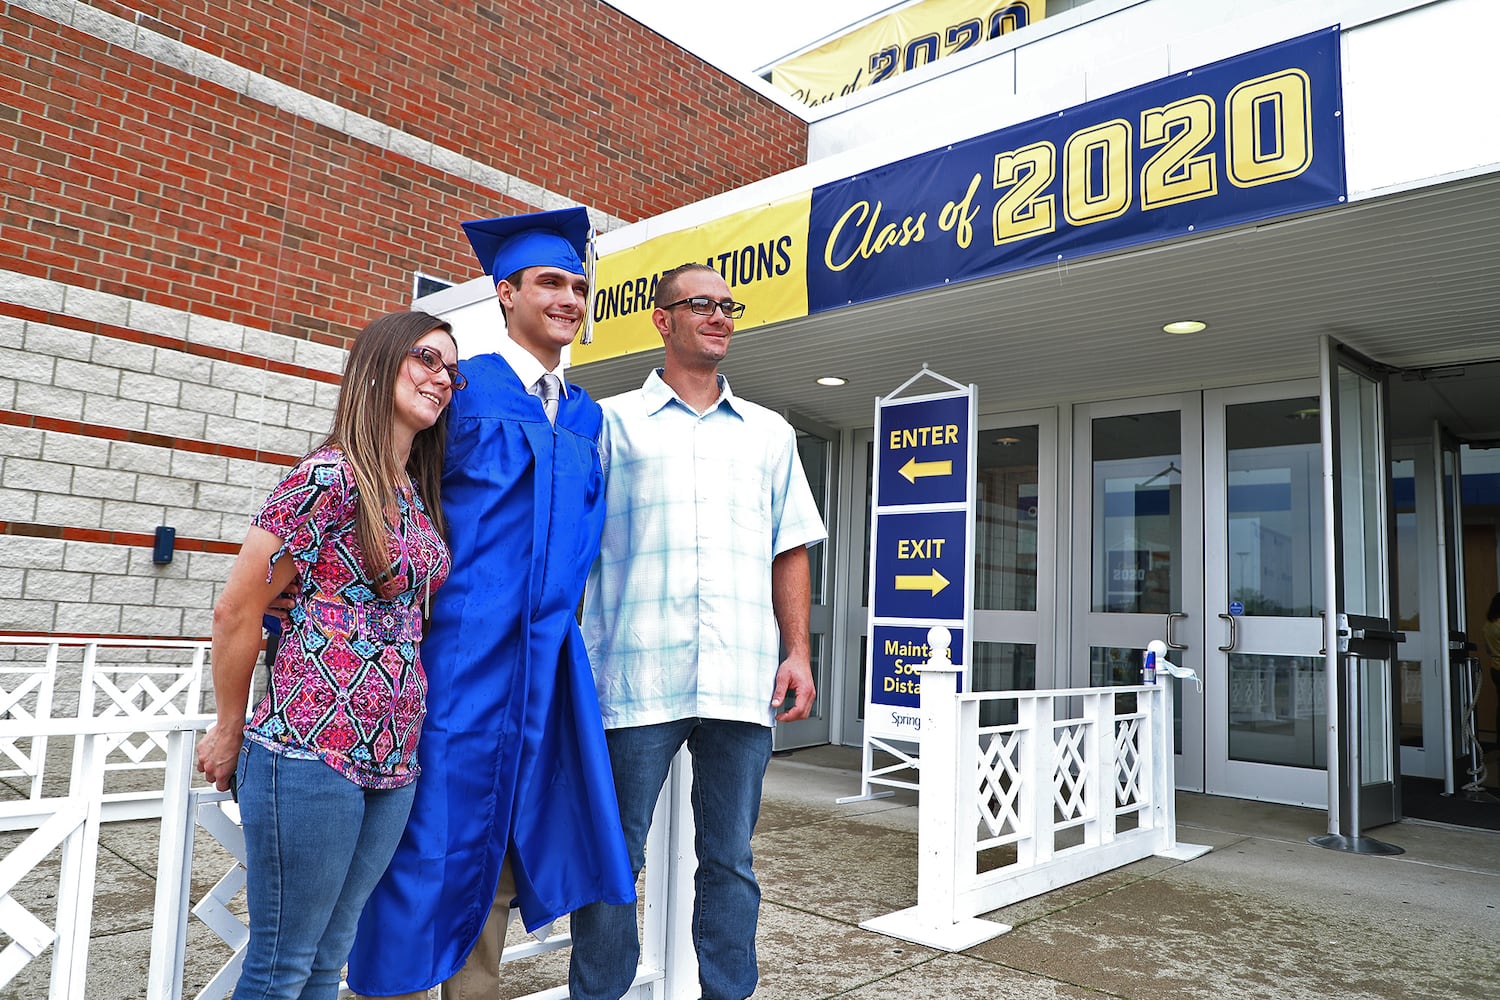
[346,353,634,995]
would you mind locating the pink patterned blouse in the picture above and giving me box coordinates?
[244,446,450,788]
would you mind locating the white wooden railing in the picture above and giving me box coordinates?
[862,633,1211,950]
[0,635,701,1000]
[1,636,206,829]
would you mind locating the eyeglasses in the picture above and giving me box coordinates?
[407,346,467,389]
[662,296,746,319]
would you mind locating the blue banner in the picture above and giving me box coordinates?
[807,28,1345,311]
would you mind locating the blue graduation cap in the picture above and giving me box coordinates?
[461,207,592,282]
[461,207,598,343]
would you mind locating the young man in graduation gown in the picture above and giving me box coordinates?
[347,207,634,999]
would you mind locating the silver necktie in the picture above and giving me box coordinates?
[538,373,561,425]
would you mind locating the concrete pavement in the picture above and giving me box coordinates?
[5,745,1498,998]
[492,746,1500,1000]
[743,746,1500,1000]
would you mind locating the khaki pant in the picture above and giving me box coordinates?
[370,860,516,1000]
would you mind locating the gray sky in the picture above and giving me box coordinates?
[605,0,904,77]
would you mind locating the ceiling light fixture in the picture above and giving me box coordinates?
[993,436,1021,446]
[1162,320,1207,335]
[815,375,848,387]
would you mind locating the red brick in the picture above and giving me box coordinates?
[1,1,805,347]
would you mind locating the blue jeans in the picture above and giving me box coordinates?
[234,741,416,1000]
[569,719,773,1000]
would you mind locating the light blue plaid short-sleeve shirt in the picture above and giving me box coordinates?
[582,370,827,729]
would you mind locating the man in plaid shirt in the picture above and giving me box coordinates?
[572,262,827,1000]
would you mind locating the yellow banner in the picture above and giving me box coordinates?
[769,0,1044,107]
[575,193,811,366]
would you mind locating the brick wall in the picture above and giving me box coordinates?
[3,0,804,346]
[0,0,808,638]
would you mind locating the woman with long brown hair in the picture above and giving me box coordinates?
[196,310,462,999]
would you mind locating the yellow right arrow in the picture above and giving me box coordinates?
[894,569,950,596]
[899,456,954,484]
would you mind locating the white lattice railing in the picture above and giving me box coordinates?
[862,632,1211,951]
[0,635,702,1000]
[0,636,206,830]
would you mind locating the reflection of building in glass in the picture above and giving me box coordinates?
[974,427,1041,613]
[1100,464,1176,615]
[1228,519,1294,615]
[1227,654,1327,768]
[975,470,1038,612]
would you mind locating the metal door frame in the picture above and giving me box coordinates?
[776,410,840,750]
[1315,336,1403,852]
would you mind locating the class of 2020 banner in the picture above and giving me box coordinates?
[768,0,1044,108]
[805,27,1346,313]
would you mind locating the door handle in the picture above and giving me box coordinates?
[1218,613,1238,652]
[1165,612,1188,650]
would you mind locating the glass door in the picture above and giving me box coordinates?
[1391,446,1436,777]
[1434,426,1468,793]
[1073,394,1205,790]
[1321,338,1402,836]
[1203,383,1328,805]
[972,410,1058,723]
[838,430,875,746]
[1392,426,1467,783]
[776,416,838,750]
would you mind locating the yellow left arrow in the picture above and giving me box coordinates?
[894,569,950,596]
[898,456,954,484]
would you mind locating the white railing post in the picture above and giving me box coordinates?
[48,730,106,1000]
[146,729,199,1000]
[631,747,697,1000]
[67,644,102,796]
[1148,672,1208,861]
[1022,693,1054,869]
[859,626,1007,950]
[1086,691,1115,848]
[916,630,961,933]
[661,749,697,1000]
[1148,680,1168,840]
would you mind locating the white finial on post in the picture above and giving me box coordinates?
[926,625,952,669]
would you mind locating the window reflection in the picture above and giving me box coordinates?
[1092,412,1181,614]
[976,427,1039,611]
[1391,457,1419,632]
[1227,653,1326,768]
[972,641,1036,726]
[796,432,830,603]
[861,440,874,604]
[1225,397,1324,617]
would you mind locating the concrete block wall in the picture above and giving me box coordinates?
[1,282,338,636]
[0,0,808,639]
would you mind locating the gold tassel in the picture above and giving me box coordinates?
[582,221,597,345]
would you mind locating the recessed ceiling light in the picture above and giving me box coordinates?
[815,376,848,387]
[1162,320,1207,335]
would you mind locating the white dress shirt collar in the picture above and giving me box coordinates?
[495,331,570,398]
